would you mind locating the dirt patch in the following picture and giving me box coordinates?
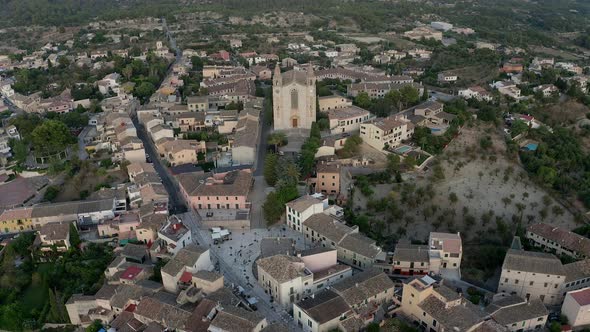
[352,123,577,242]
[55,163,128,202]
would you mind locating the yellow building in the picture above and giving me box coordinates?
[0,207,34,234]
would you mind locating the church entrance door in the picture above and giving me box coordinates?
[292,118,298,128]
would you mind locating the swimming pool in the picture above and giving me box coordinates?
[524,143,538,151]
[394,145,412,154]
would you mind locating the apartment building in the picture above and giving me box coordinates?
[285,195,327,232]
[497,249,566,305]
[156,138,205,166]
[326,105,372,134]
[401,276,486,332]
[293,289,354,332]
[257,250,352,308]
[303,213,383,270]
[392,240,430,276]
[0,207,34,234]
[526,223,590,259]
[318,95,353,112]
[486,296,548,332]
[177,169,253,211]
[360,116,413,150]
[160,244,213,293]
[562,288,590,329]
[187,95,208,112]
[315,163,342,196]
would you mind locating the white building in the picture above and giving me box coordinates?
[157,216,192,256]
[359,116,413,150]
[285,195,327,232]
[160,244,213,293]
[562,288,590,329]
[431,21,454,31]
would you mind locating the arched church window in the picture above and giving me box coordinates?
[291,89,298,109]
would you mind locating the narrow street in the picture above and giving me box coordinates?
[135,19,300,329]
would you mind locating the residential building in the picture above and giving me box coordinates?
[458,86,493,102]
[302,214,383,270]
[293,289,353,332]
[431,21,453,31]
[314,163,342,196]
[360,116,413,150]
[208,305,267,332]
[486,296,548,332]
[250,65,272,80]
[562,287,590,329]
[232,109,260,166]
[273,65,317,130]
[160,244,213,293]
[400,275,486,332]
[428,232,462,274]
[177,169,253,211]
[501,63,524,74]
[177,112,207,132]
[0,207,34,234]
[318,95,353,112]
[404,26,443,41]
[187,96,208,112]
[392,240,430,276]
[37,221,72,252]
[154,216,192,256]
[257,251,352,308]
[437,72,458,83]
[497,248,566,305]
[331,268,395,316]
[326,105,372,134]
[533,84,559,98]
[347,82,422,99]
[526,223,590,259]
[156,138,205,166]
[285,195,327,232]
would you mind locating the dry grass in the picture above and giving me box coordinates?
[353,123,577,242]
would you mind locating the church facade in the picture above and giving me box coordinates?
[272,65,317,130]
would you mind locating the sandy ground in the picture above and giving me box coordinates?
[353,123,577,242]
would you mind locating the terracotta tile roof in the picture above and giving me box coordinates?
[179,170,253,198]
[331,269,394,307]
[502,249,565,276]
[563,259,590,282]
[38,221,70,241]
[491,299,547,325]
[161,245,208,276]
[209,305,265,331]
[418,295,485,332]
[296,289,351,324]
[326,105,370,120]
[285,195,323,213]
[570,288,590,306]
[134,296,191,329]
[0,207,33,221]
[528,223,590,257]
[257,255,307,283]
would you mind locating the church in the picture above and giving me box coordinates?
[272,65,317,130]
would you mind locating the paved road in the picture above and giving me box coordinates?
[253,99,270,177]
[77,126,90,160]
[181,211,300,330]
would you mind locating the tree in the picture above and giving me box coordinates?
[355,92,372,109]
[122,65,133,81]
[421,86,429,101]
[31,120,73,156]
[339,134,362,158]
[263,153,278,186]
[449,192,458,204]
[69,223,81,248]
[9,139,27,165]
[44,185,60,202]
[86,320,103,332]
[134,81,155,100]
[268,132,287,149]
[400,85,420,107]
[387,154,400,173]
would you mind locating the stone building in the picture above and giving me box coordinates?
[272,65,317,130]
